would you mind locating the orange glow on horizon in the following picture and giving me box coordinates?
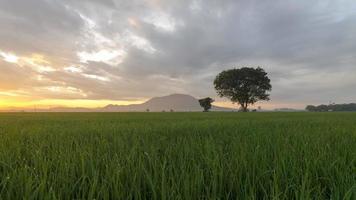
[0,98,146,110]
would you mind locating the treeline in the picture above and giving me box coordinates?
[306,103,356,112]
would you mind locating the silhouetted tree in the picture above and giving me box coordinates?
[214,67,272,112]
[198,97,214,112]
[317,104,329,112]
[306,103,356,112]
[305,105,317,112]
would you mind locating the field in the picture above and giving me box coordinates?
[0,112,355,199]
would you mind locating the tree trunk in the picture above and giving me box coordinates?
[242,106,248,112]
[240,103,248,112]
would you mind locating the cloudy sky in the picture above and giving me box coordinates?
[0,0,356,109]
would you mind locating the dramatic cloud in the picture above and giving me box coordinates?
[1,0,356,108]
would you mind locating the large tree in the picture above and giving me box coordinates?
[214,67,272,112]
[198,97,214,112]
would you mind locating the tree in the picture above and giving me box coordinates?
[198,97,214,112]
[305,105,317,112]
[214,67,272,112]
[317,104,329,112]
[306,103,356,112]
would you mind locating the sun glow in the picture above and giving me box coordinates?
[0,50,56,73]
[24,54,50,65]
[77,49,126,66]
[0,51,19,63]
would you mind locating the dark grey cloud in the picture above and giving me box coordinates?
[1,0,356,107]
[0,0,84,65]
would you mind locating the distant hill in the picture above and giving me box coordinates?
[101,94,235,112]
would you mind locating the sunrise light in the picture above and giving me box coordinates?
[0,51,18,63]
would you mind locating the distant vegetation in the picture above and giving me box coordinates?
[214,67,272,112]
[306,103,356,112]
[0,112,354,199]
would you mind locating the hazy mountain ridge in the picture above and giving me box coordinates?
[101,94,235,112]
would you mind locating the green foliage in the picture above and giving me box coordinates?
[214,67,272,112]
[198,97,214,112]
[0,112,355,199]
[306,105,318,112]
[306,103,356,112]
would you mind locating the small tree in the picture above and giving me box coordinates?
[317,104,329,112]
[199,97,214,112]
[214,67,271,112]
[305,105,317,112]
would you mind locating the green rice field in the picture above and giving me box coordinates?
[0,112,355,199]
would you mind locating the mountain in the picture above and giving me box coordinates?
[102,94,235,112]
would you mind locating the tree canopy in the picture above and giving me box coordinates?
[214,67,271,112]
[306,103,356,112]
[198,97,214,112]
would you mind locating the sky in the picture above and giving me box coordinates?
[0,0,356,110]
